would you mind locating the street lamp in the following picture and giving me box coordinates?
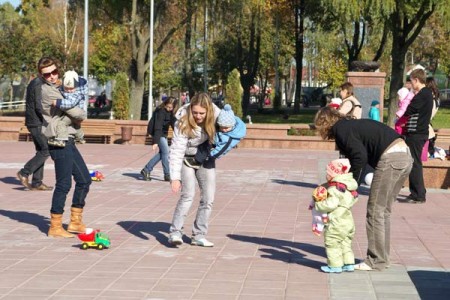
[83,0,89,114]
[148,0,154,120]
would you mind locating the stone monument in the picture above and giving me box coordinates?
[346,61,386,121]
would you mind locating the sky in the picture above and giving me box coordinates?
[0,0,21,8]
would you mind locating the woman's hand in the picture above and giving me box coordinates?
[152,144,158,151]
[171,180,181,193]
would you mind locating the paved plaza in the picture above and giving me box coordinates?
[0,141,449,299]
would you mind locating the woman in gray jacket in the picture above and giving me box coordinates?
[168,93,221,247]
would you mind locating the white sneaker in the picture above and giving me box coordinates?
[191,238,214,247]
[354,262,373,271]
[169,235,183,246]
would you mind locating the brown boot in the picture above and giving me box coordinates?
[67,207,86,233]
[48,214,74,238]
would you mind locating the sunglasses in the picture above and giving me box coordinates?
[42,69,59,78]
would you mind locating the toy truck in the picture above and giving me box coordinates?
[78,228,111,250]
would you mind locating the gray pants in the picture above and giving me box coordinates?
[170,163,216,240]
[55,107,86,140]
[364,150,412,270]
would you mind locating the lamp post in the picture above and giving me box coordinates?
[148,0,154,120]
[83,0,89,114]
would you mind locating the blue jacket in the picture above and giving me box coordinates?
[211,116,246,159]
[368,107,380,122]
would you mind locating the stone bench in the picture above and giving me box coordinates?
[403,159,450,189]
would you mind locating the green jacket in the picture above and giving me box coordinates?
[315,173,358,227]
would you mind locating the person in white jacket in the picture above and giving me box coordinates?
[168,93,221,247]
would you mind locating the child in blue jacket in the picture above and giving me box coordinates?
[184,104,246,168]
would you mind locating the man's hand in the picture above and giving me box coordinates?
[171,180,181,193]
[152,144,158,151]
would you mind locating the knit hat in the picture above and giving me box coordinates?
[328,97,342,109]
[397,87,410,101]
[217,104,236,127]
[63,70,79,88]
[371,100,380,106]
[326,158,351,179]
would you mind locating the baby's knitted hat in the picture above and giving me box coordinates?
[217,104,236,127]
[326,158,351,179]
[63,70,79,88]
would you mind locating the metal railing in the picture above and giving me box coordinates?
[0,100,26,110]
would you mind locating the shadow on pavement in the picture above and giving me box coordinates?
[227,234,325,270]
[408,270,450,300]
[271,179,317,189]
[0,176,29,190]
[0,209,49,234]
[122,172,142,180]
[117,221,173,247]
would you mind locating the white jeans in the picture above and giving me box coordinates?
[170,163,216,240]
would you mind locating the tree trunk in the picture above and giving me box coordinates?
[241,74,252,117]
[183,0,195,98]
[293,0,305,113]
[273,12,281,112]
[387,43,407,127]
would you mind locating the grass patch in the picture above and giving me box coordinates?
[248,109,318,124]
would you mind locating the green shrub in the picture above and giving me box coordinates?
[112,72,130,120]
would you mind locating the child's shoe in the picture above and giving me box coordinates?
[184,157,200,169]
[312,227,322,236]
[76,138,87,144]
[48,138,66,147]
[342,264,355,272]
[320,266,342,273]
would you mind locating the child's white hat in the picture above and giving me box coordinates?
[63,70,79,88]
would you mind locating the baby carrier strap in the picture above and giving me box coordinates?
[344,98,361,119]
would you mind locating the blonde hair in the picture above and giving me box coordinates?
[314,107,344,140]
[178,92,216,142]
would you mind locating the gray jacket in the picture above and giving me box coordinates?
[169,104,220,181]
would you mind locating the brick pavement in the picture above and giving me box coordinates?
[0,141,449,299]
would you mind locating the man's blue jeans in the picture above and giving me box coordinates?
[49,139,91,214]
[144,137,170,176]
[20,126,49,187]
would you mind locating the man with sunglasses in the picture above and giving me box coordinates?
[17,59,54,192]
[34,57,91,238]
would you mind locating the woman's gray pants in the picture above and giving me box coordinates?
[170,163,216,240]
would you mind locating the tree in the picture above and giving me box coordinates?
[112,72,130,120]
[385,0,449,126]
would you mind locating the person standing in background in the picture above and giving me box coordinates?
[17,60,53,191]
[337,82,362,119]
[402,69,433,204]
[141,97,178,182]
[368,100,381,122]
